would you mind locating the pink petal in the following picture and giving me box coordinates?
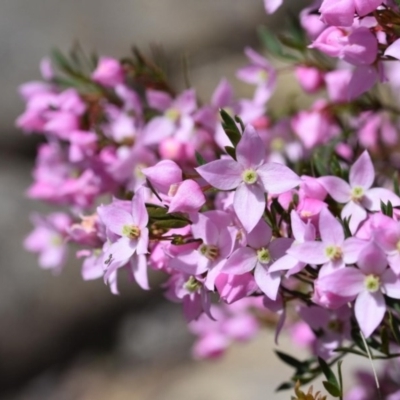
[319,267,364,297]
[357,243,387,275]
[269,254,300,273]
[143,116,175,145]
[104,237,136,266]
[131,187,149,228]
[269,238,294,260]
[342,237,368,264]
[290,210,308,242]
[348,65,378,101]
[385,38,400,60]
[319,208,344,245]
[236,66,263,84]
[191,213,219,245]
[222,247,257,274]
[388,253,400,275]
[319,0,355,26]
[363,188,400,211]
[137,228,149,254]
[173,89,197,115]
[169,250,209,275]
[236,125,265,169]
[287,241,328,265]
[233,183,265,232]
[264,0,283,14]
[382,269,400,299]
[130,254,149,290]
[246,218,272,249]
[196,159,242,190]
[341,201,367,234]
[349,151,374,190]
[146,89,172,111]
[355,290,385,337]
[211,78,233,108]
[257,163,300,194]
[254,264,281,300]
[354,0,382,16]
[374,219,399,252]
[318,176,351,203]
[99,206,133,236]
[142,160,182,193]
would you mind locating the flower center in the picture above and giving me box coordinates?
[364,275,380,293]
[165,108,180,122]
[50,235,63,247]
[199,244,219,261]
[258,70,268,83]
[122,225,141,239]
[257,247,271,264]
[327,319,343,333]
[396,240,400,253]
[351,186,364,202]
[324,245,342,261]
[271,138,285,152]
[242,169,258,185]
[184,276,202,293]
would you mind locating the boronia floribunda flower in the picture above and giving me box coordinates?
[18,0,400,397]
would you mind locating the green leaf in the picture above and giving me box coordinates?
[51,48,76,75]
[195,151,206,166]
[381,326,390,355]
[330,155,342,177]
[388,310,400,345]
[334,347,367,357]
[151,219,190,229]
[258,26,283,57]
[275,381,294,392]
[323,381,341,397]
[275,351,305,370]
[337,360,344,398]
[393,172,400,196]
[220,109,241,146]
[318,357,339,388]
[234,115,245,132]
[224,146,236,160]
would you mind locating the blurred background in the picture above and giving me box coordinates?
[0,1,363,399]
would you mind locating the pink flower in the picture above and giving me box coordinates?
[168,212,235,289]
[319,0,382,27]
[98,187,149,289]
[287,208,367,275]
[196,125,300,232]
[236,47,277,105]
[374,217,400,274]
[319,243,400,337]
[269,210,316,276]
[319,151,400,233]
[143,89,196,146]
[24,212,71,273]
[222,219,292,300]
[91,57,124,87]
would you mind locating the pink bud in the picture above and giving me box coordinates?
[158,137,186,161]
[142,160,182,193]
[295,65,324,93]
[91,57,124,87]
[168,179,206,214]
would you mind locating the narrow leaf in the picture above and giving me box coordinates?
[322,381,341,397]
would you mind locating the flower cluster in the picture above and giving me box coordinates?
[18,0,400,396]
